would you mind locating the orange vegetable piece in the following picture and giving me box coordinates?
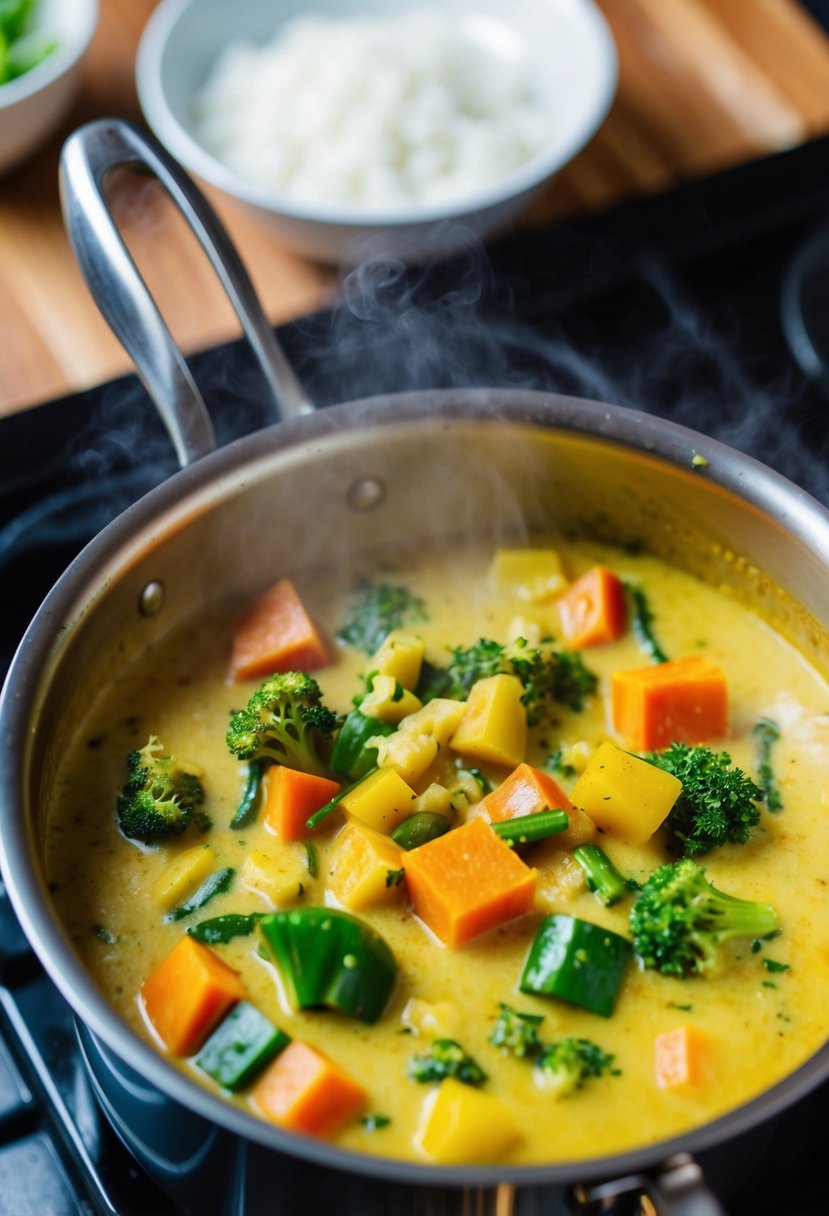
[654,1025,709,1091]
[558,565,626,649]
[252,1040,366,1136]
[263,766,340,841]
[480,762,573,824]
[140,935,245,1056]
[403,817,537,947]
[230,578,329,682]
[612,655,728,751]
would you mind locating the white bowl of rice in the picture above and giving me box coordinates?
[136,0,617,264]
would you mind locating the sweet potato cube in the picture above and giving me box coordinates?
[480,762,573,823]
[252,1040,366,1136]
[369,630,425,690]
[491,548,567,603]
[612,656,728,751]
[328,821,405,911]
[570,741,681,843]
[230,578,329,682]
[140,936,245,1056]
[403,817,537,946]
[654,1025,710,1091]
[263,766,340,842]
[417,1077,522,1163]
[450,674,526,769]
[558,565,626,649]
[340,767,417,833]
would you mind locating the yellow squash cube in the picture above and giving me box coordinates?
[328,822,404,911]
[241,847,307,907]
[361,674,423,723]
[417,1078,522,1164]
[340,767,417,833]
[369,630,425,690]
[153,845,215,910]
[570,741,681,843]
[491,548,567,603]
[450,674,526,768]
[373,731,438,785]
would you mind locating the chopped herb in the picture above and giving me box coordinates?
[164,867,235,923]
[304,842,318,878]
[762,980,778,989]
[92,924,116,944]
[668,1002,694,1012]
[762,959,790,973]
[546,749,576,779]
[337,582,427,653]
[385,867,405,888]
[187,912,263,944]
[753,718,784,812]
[627,584,668,664]
[408,1039,487,1087]
[361,1114,391,1131]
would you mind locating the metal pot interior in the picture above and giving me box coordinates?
[4,388,829,1187]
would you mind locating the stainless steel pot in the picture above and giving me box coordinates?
[1,120,828,1216]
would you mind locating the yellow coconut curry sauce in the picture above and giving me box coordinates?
[45,541,829,1165]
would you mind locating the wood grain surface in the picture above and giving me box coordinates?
[2,0,829,417]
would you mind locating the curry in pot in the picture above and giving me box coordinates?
[45,541,829,1164]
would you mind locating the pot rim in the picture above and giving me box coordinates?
[2,386,829,1188]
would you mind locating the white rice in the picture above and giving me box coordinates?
[193,10,552,214]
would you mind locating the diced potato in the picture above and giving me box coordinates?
[373,731,439,785]
[401,997,461,1040]
[369,630,425,690]
[450,675,526,768]
[417,1078,523,1164]
[399,699,467,747]
[328,822,405,911]
[533,850,586,912]
[412,782,453,816]
[241,847,307,907]
[570,741,681,843]
[361,674,422,723]
[340,767,417,833]
[153,845,215,910]
[491,548,567,603]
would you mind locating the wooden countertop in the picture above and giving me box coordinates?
[2,0,829,418]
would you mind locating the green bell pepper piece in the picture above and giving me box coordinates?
[330,709,396,781]
[195,1001,289,1090]
[520,914,631,1017]
[259,907,396,1024]
[391,811,450,850]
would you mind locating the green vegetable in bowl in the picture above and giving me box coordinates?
[0,0,58,85]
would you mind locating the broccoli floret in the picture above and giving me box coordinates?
[488,1003,543,1058]
[630,859,779,977]
[534,1037,617,1097]
[226,672,338,776]
[116,736,205,844]
[646,743,762,856]
[407,1038,487,1088]
[419,637,597,724]
[337,582,427,654]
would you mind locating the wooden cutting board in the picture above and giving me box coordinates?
[2,0,829,417]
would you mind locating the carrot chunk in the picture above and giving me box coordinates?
[251,1040,366,1135]
[612,655,728,751]
[654,1025,709,1091]
[480,761,573,824]
[140,935,245,1056]
[263,766,340,841]
[230,578,329,682]
[558,565,626,649]
[403,817,537,947]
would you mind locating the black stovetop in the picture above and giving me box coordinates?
[3,135,829,1215]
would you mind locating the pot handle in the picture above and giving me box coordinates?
[59,118,313,468]
[568,1153,728,1216]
